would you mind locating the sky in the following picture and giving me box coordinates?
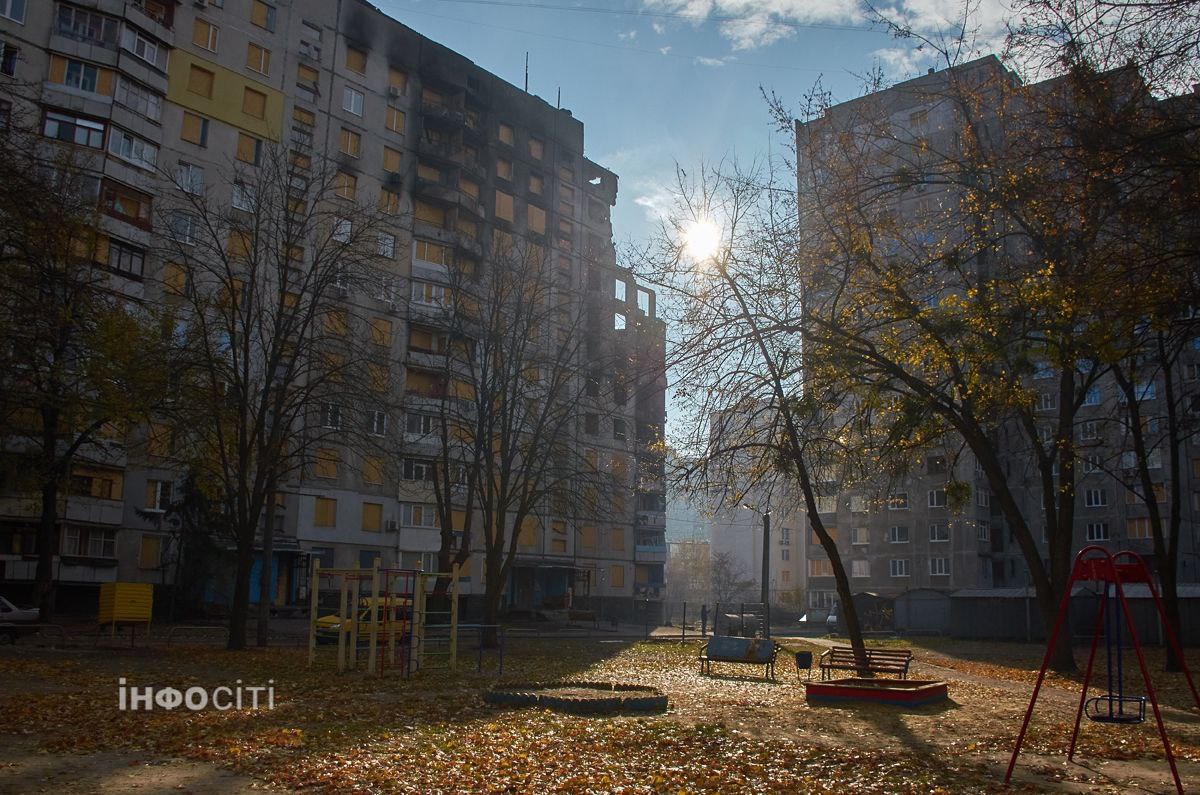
[376,0,1013,251]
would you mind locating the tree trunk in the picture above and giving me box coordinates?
[479,569,504,647]
[1041,577,1075,673]
[227,533,254,650]
[1160,564,1185,671]
[831,562,870,675]
[256,510,273,647]
[35,479,59,623]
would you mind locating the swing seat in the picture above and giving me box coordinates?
[1085,694,1146,724]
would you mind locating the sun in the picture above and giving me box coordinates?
[682,218,722,262]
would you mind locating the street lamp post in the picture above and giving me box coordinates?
[744,504,770,636]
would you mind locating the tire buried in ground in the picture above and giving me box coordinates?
[485,682,667,714]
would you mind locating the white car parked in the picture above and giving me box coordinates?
[0,595,38,644]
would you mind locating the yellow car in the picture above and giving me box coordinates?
[315,597,411,644]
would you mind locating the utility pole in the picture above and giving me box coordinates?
[760,510,770,608]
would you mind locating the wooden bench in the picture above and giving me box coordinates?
[698,635,780,680]
[818,646,913,680]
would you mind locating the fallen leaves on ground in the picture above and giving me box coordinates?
[1,638,1197,792]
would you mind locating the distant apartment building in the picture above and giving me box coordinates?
[706,499,806,609]
[794,56,1200,616]
[0,0,665,619]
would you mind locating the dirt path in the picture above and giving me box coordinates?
[0,736,271,795]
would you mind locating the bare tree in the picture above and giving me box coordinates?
[157,145,395,649]
[636,159,874,668]
[710,551,756,606]
[415,235,602,640]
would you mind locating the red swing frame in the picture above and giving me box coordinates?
[1005,546,1199,794]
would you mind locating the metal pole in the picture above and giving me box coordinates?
[761,511,770,609]
[681,602,686,643]
[307,560,320,666]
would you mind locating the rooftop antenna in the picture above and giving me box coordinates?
[524,52,529,92]
[557,87,561,108]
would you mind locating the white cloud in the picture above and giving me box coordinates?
[618,29,638,40]
[872,46,932,79]
[694,55,728,67]
[652,21,666,34]
[639,0,1012,54]
[634,186,675,224]
[660,45,673,55]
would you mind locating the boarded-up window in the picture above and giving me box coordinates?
[518,516,538,548]
[386,106,405,133]
[370,317,392,346]
[459,177,479,200]
[368,363,389,392]
[146,424,171,457]
[383,146,402,173]
[363,456,384,485]
[297,63,318,84]
[610,564,625,588]
[379,189,401,215]
[610,527,625,551]
[496,158,512,180]
[246,42,270,74]
[193,19,219,51]
[163,262,187,295]
[181,112,207,145]
[138,535,162,568]
[236,133,261,164]
[361,502,382,532]
[315,448,339,479]
[414,239,451,266]
[580,525,596,551]
[406,370,439,396]
[527,204,545,234]
[314,497,337,527]
[495,190,514,222]
[335,170,357,199]
[498,123,513,145]
[227,231,251,258]
[529,137,544,159]
[325,309,348,336]
[251,0,275,30]
[388,68,408,93]
[414,200,446,227]
[242,87,266,119]
[417,162,442,182]
[345,47,367,74]
[187,65,214,98]
[339,128,361,157]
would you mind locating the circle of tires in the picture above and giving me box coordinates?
[484,680,667,714]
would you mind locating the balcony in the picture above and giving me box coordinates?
[416,136,460,164]
[422,101,468,128]
[634,585,663,601]
[414,178,460,205]
[636,510,665,528]
[454,232,484,259]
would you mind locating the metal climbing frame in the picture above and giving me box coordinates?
[307,560,460,676]
[1005,546,1200,794]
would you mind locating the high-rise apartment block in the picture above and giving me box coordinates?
[792,57,1200,625]
[0,0,665,619]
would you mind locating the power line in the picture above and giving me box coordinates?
[430,0,876,34]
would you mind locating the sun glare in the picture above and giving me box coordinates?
[682,218,721,262]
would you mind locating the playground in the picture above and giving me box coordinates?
[1,630,1197,793]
